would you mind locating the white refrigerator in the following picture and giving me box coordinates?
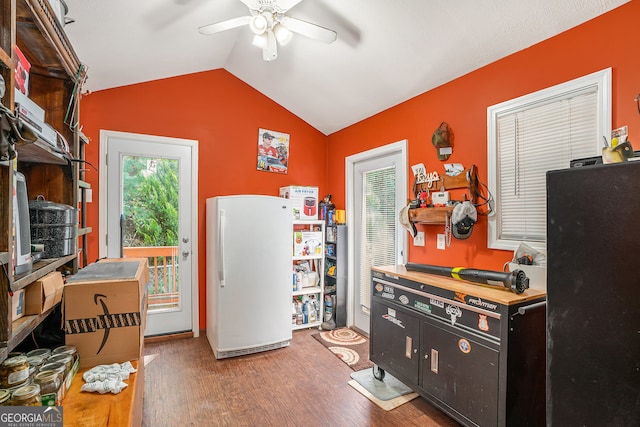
[206,195,292,359]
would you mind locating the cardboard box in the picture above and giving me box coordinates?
[14,45,30,96]
[63,258,149,368]
[293,231,323,257]
[11,289,25,322]
[14,89,45,123]
[25,271,64,315]
[280,186,319,220]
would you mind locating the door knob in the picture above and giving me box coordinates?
[182,250,190,259]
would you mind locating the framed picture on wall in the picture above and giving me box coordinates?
[257,128,289,173]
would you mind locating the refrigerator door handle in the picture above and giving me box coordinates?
[218,209,226,287]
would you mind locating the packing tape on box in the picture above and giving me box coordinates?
[65,312,142,334]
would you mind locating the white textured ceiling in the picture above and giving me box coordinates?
[63,0,628,135]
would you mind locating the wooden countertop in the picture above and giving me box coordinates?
[62,360,142,427]
[373,265,546,305]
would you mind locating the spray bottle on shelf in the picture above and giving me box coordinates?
[308,295,317,323]
[295,299,303,325]
[292,300,297,325]
[302,297,310,324]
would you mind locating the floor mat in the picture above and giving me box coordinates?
[348,368,419,411]
[311,328,374,371]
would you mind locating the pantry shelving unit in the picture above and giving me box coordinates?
[324,222,346,328]
[0,0,89,361]
[292,220,324,330]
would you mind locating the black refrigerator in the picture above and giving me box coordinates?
[546,161,640,426]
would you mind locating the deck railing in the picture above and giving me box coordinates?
[122,246,180,310]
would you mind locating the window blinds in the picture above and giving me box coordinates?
[496,89,599,242]
[358,166,397,313]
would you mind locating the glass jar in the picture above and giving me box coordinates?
[0,390,10,406]
[47,354,72,377]
[7,378,32,397]
[52,345,76,357]
[33,371,61,396]
[26,348,51,361]
[11,384,40,406]
[0,355,30,388]
[38,362,66,386]
[27,355,45,379]
[52,345,78,366]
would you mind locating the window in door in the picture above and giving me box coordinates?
[357,166,398,316]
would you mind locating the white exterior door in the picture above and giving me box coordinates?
[101,130,199,337]
[346,141,407,334]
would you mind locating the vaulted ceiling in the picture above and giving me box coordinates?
[63,0,629,135]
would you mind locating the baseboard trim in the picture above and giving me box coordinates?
[144,331,193,344]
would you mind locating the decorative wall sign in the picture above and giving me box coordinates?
[257,128,289,173]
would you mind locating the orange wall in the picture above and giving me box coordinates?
[81,1,639,330]
[327,0,640,270]
[80,69,328,329]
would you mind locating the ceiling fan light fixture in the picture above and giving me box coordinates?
[252,33,268,48]
[249,14,268,34]
[273,23,292,45]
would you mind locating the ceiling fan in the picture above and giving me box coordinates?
[198,0,337,61]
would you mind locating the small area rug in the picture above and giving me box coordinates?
[311,328,374,372]
[348,368,419,411]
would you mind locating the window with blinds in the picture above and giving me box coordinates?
[487,69,611,251]
[358,166,397,313]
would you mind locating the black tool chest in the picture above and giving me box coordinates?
[370,265,546,427]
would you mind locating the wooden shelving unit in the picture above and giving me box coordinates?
[409,165,479,225]
[12,254,75,291]
[0,0,88,359]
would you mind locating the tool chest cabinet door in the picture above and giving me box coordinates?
[420,318,499,427]
[370,300,420,384]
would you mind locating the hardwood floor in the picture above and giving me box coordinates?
[142,328,461,426]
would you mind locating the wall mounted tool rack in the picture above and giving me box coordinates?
[409,165,478,225]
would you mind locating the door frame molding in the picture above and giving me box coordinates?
[99,129,200,338]
[345,140,408,330]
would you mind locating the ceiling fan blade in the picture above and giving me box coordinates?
[263,30,278,61]
[280,16,337,44]
[198,15,251,35]
[239,0,262,11]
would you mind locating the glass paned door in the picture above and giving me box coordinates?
[105,132,195,336]
[350,142,406,334]
[358,166,397,314]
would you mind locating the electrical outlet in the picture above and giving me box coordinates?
[413,231,425,246]
[437,234,445,250]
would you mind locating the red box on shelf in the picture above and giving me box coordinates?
[15,45,31,95]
